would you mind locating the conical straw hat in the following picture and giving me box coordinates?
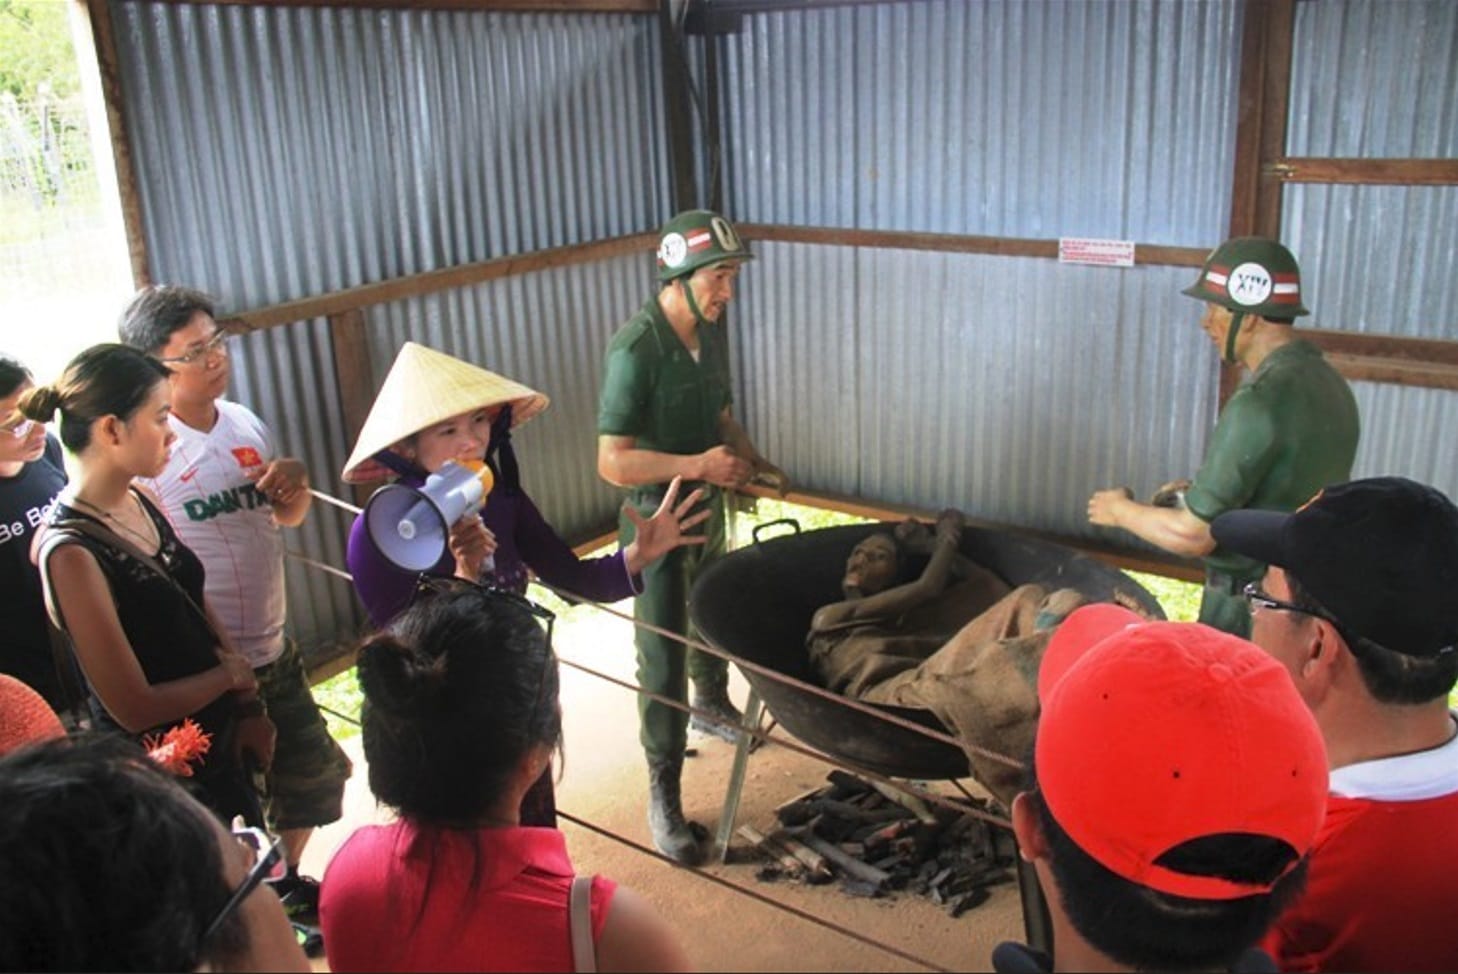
[341,341,550,484]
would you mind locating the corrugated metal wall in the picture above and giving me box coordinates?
[369,253,654,539]
[105,0,1457,657]
[720,0,1240,243]
[1284,0,1458,497]
[115,1,667,305]
[112,1,668,653]
[716,0,1242,539]
[736,243,1219,529]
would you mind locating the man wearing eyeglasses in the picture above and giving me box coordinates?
[1211,477,1458,972]
[119,286,350,944]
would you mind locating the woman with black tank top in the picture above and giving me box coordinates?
[21,344,270,823]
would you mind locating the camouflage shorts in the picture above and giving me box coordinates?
[256,637,353,831]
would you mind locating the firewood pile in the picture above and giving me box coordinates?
[738,770,1017,917]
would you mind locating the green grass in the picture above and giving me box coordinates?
[312,667,365,743]
[1124,570,1203,622]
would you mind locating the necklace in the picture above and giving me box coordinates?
[69,492,161,554]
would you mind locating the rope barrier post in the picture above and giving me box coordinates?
[712,687,762,864]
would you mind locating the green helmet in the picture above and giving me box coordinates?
[655,209,754,282]
[1182,236,1310,319]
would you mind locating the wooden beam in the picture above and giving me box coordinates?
[1223,0,1297,406]
[739,224,1208,267]
[216,224,1211,338]
[1266,158,1458,186]
[328,308,375,445]
[217,232,654,332]
[1297,328,1458,367]
[1296,326,1458,390]
[1324,355,1458,392]
[76,0,150,287]
[1228,0,1271,241]
[327,308,378,506]
[1254,0,1296,240]
[659,0,699,213]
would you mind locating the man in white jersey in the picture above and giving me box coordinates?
[120,286,350,939]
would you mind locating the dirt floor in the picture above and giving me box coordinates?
[301,605,1027,973]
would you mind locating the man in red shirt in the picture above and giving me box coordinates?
[1213,478,1458,972]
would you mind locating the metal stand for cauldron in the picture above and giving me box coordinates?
[711,689,764,862]
[708,688,1054,956]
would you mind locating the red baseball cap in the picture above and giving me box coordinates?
[0,675,64,757]
[1036,605,1328,900]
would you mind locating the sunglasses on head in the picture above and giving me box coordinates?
[411,573,559,714]
[411,574,556,641]
[201,822,286,944]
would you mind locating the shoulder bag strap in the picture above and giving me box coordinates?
[36,528,92,721]
[47,509,223,647]
[569,875,597,974]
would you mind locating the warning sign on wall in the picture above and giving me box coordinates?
[1058,237,1136,267]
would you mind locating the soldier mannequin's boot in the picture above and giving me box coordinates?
[647,756,706,865]
[689,671,744,742]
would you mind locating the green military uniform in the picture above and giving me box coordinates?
[1185,339,1359,636]
[598,296,732,761]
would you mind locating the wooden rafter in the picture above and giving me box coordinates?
[739,224,1208,268]
[1265,158,1458,185]
[217,232,655,331]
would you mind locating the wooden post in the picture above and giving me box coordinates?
[659,0,699,213]
[328,309,375,506]
[1221,0,1297,404]
[75,0,151,287]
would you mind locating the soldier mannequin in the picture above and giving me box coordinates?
[1088,237,1359,637]
[597,209,788,864]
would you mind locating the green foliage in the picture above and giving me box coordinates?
[0,0,79,100]
[1124,570,1203,622]
[312,667,363,743]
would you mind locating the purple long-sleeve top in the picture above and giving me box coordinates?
[347,478,641,627]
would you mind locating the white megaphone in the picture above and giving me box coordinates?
[364,458,495,573]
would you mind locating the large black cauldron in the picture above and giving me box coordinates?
[690,521,1165,779]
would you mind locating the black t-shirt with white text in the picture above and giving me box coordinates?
[0,436,68,708]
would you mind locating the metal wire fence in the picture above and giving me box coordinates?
[0,91,130,384]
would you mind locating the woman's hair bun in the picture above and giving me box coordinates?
[356,632,446,715]
[17,384,62,422]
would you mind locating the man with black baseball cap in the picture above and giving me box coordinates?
[1212,477,1458,972]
